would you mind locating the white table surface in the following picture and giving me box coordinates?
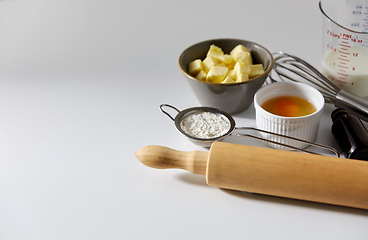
[1,0,367,239]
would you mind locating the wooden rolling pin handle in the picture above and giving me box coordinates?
[135,145,208,175]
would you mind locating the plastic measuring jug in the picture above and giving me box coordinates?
[320,0,368,98]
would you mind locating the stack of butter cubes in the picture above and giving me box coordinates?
[188,44,265,84]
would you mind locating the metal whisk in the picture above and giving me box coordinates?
[268,52,368,122]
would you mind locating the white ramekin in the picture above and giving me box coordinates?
[254,82,325,149]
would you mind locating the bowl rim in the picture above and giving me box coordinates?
[254,81,325,119]
[178,38,275,85]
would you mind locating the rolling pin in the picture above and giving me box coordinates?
[135,142,368,210]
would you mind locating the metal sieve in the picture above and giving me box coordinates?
[160,104,339,157]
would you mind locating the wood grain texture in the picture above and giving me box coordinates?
[136,145,208,175]
[207,142,368,210]
[136,143,368,209]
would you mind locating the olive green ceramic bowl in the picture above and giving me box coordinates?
[179,38,274,114]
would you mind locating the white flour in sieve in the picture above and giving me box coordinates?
[180,111,230,139]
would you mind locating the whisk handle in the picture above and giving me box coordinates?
[335,90,368,123]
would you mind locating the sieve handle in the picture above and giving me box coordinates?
[335,90,368,122]
[159,104,181,121]
[232,127,340,156]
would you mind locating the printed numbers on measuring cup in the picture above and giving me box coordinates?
[353,5,362,15]
[351,38,363,43]
[351,23,360,27]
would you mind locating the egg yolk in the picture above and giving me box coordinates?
[272,99,300,117]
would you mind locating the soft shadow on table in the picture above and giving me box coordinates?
[221,188,368,216]
[232,102,256,120]
[175,172,368,216]
[175,172,208,187]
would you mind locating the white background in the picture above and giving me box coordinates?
[0,0,367,239]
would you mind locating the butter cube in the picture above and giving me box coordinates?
[230,44,250,58]
[207,49,234,66]
[203,56,218,73]
[227,69,237,80]
[206,65,229,83]
[186,44,261,84]
[225,61,236,70]
[207,50,222,59]
[216,63,227,67]
[234,51,252,65]
[195,70,207,81]
[188,59,203,76]
[207,44,224,55]
[222,76,236,84]
[249,64,265,78]
[237,73,249,82]
[207,45,224,62]
[217,54,234,65]
[230,44,252,65]
[234,62,250,76]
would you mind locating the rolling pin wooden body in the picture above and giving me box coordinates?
[135,142,368,210]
